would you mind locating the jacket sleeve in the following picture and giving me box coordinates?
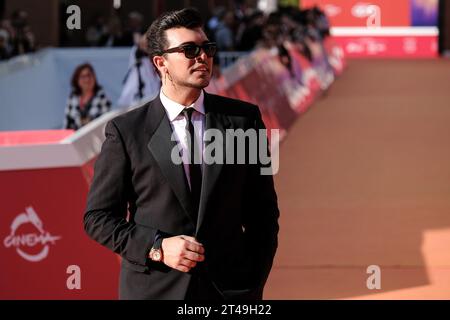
[242,106,280,293]
[84,120,156,267]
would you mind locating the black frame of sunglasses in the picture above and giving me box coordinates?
[161,42,217,59]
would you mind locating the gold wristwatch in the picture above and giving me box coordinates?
[149,237,163,262]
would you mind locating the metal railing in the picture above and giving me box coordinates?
[217,51,250,70]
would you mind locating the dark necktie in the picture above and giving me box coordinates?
[182,108,202,223]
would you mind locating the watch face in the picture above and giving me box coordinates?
[151,249,161,261]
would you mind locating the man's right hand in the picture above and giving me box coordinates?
[161,235,205,273]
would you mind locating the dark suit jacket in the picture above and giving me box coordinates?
[84,91,280,300]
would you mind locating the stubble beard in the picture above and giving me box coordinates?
[178,76,210,90]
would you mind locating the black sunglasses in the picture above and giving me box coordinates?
[161,42,217,59]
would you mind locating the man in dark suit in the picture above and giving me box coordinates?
[84,8,279,300]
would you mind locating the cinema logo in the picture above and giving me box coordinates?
[3,206,61,262]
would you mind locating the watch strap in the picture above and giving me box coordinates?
[152,235,163,250]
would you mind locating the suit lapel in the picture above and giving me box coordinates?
[196,92,232,234]
[145,97,196,226]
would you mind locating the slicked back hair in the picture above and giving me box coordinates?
[145,8,204,77]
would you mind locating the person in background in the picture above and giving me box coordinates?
[9,10,35,56]
[237,10,264,51]
[98,14,126,47]
[121,11,145,46]
[0,29,11,60]
[205,6,226,42]
[117,34,161,108]
[215,10,236,51]
[85,13,108,46]
[63,63,112,130]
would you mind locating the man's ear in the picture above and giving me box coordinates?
[153,55,166,75]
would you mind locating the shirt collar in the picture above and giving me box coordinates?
[160,89,205,122]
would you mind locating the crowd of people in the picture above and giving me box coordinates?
[63,5,332,130]
[83,11,145,47]
[205,5,329,53]
[1,5,332,130]
[1,5,330,59]
[78,5,330,54]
